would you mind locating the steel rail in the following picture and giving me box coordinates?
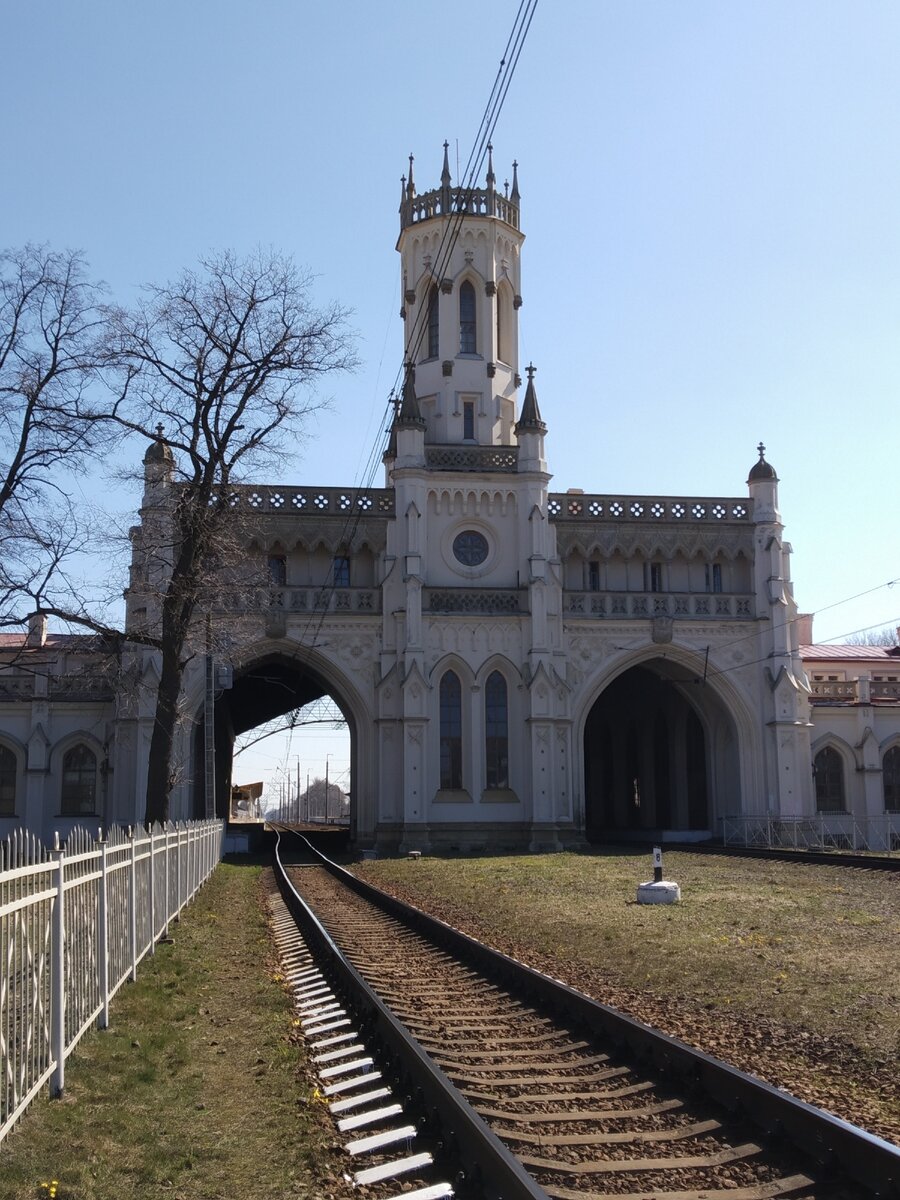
[287,833,900,1199]
[669,842,900,873]
[272,829,548,1200]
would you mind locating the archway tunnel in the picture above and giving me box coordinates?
[583,660,739,841]
[191,654,355,827]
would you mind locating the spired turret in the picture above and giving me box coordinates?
[396,143,526,452]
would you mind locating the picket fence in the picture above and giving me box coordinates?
[0,818,222,1145]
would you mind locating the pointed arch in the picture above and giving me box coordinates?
[496,279,514,365]
[882,743,900,811]
[484,670,509,790]
[61,742,99,816]
[425,283,439,360]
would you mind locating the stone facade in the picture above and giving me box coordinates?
[2,148,898,849]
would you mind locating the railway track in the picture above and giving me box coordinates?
[271,831,900,1199]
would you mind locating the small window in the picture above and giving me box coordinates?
[814,746,845,813]
[705,563,722,593]
[459,281,476,354]
[463,400,475,440]
[61,744,98,816]
[0,745,16,817]
[649,563,663,593]
[587,561,600,592]
[426,285,439,359]
[333,556,350,588]
[267,555,286,586]
[485,672,509,790]
[884,746,900,811]
[439,671,463,790]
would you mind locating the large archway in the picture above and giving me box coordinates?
[582,659,740,840]
[190,652,358,834]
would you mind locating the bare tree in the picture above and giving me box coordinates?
[0,245,110,623]
[106,250,355,823]
[844,627,899,648]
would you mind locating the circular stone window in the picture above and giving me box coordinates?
[452,529,489,566]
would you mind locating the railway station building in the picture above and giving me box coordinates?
[1,148,899,851]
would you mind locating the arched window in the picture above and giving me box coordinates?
[485,672,509,790]
[884,745,900,811]
[61,744,98,816]
[814,746,845,813]
[439,671,462,790]
[426,285,439,359]
[459,281,476,354]
[0,744,16,817]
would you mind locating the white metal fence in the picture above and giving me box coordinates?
[721,813,900,853]
[0,819,222,1145]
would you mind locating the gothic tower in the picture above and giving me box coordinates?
[378,146,569,854]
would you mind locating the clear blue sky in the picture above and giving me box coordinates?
[4,1,899,799]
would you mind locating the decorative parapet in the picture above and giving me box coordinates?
[549,494,752,523]
[0,674,35,698]
[426,588,526,615]
[401,186,520,232]
[425,446,518,472]
[809,679,900,704]
[212,587,381,616]
[49,675,117,700]
[564,591,755,620]
[186,484,395,518]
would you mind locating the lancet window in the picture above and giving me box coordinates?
[426,284,439,359]
[61,744,98,816]
[439,671,463,790]
[0,745,16,816]
[814,746,845,813]
[485,672,509,790]
[884,745,900,811]
[459,281,476,354]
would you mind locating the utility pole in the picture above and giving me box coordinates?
[325,755,330,824]
[296,757,300,825]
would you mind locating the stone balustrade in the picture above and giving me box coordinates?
[401,185,520,231]
[207,585,380,616]
[809,678,900,704]
[564,591,755,620]
[548,494,752,523]
[426,588,526,615]
[193,484,395,517]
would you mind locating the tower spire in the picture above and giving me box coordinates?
[515,363,546,434]
[441,140,451,186]
[406,154,415,201]
[510,159,520,204]
[397,362,426,429]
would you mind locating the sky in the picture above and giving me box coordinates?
[4,1,899,804]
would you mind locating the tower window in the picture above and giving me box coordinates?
[485,672,509,789]
[268,555,287,586]
[814,746,845,813]
[333,555,350,588]
[426,285,439,359]
[439,671,463,790]
[0,744,16,816]
[884,745,900,811]
[61,743,98,816]
[588,561,600,592]
[459,281,476,354]
[705,563,722,593]
[649,563,663,593]
[463,400,475,440]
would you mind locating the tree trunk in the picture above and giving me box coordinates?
[144,639,184,825]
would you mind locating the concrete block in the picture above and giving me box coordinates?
[637,880,681,905]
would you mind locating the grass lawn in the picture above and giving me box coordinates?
[0,863,348,1200]
[355,848,900,1141]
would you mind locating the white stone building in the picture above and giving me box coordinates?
[2,147,898,850]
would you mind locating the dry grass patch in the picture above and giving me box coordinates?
[1,863,349,1200]
[355,849,900,1141]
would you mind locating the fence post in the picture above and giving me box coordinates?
[128,827,138,981]
[148,825,156,955]
[49,833,66,1097]
[163,823,171,936]
[175,823,183,920]
[97,831,110,1029]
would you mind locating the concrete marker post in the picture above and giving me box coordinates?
[637,844,680,905]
